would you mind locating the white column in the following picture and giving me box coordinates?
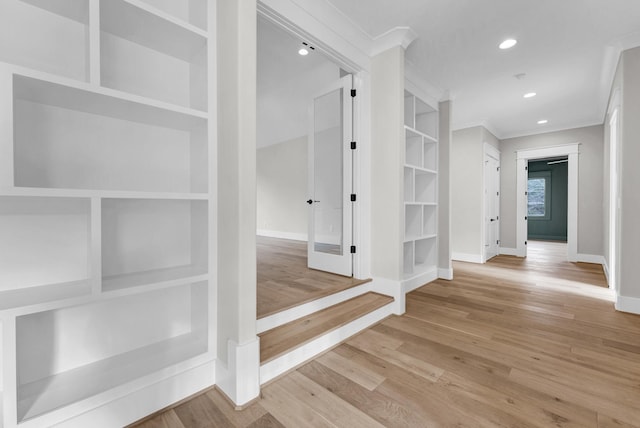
[215,0,260,405]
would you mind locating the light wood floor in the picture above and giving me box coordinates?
[257,236,369,319]
[134,243,640,428]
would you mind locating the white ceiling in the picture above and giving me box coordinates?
[321,0,640,138]
[257,18,340,148]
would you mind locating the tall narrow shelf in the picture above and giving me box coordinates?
[403,90,438,281]
[0,1,214,427]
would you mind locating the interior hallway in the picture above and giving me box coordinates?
[134,244,639,427]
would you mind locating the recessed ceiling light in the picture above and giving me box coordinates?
[298,48,309,56]
[524,92,537,98]
[537,119,548,125]
[499,39,517,49]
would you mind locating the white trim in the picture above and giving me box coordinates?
[36,362,216,428]
[215,339,260,407]
[452,252,483,264]
[371,27,418,57]
[576,254,606,265]
[259,302,394,384]
[603,258,610,284]
[369,277,405,315]
[438,268,453,280]
[257,282,373,333]
[499,247,518,256]
[256,229,307,242]
[615,295,640,315]
[257,0,371,72]
[516,144,580,261]
[403,268,438,294]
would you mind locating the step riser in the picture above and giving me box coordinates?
[259,302,395,385]
[257,282,374,333]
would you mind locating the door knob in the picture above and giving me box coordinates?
[307,199,320,204]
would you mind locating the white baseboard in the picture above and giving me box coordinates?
[499,247,518,256]
[603,258,610,284]
[257,229,307,242]
[259,302,394,385]
[257,282,373,333]
[438,267,453,280]
[48,361,215,428]
[615,295,640,315]
[403,268,438,294]
[452,252,483,263]
[216,338,260,407]
[576,253,605,265]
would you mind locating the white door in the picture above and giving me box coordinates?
[484,149,500,261]
[307,75,353,276]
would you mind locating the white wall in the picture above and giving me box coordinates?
[452,127,482,258]
[500,125,604,255]
[257,136,307,239]
[608,47,640,310]
[451,126,499,260]
[371,46,404,280]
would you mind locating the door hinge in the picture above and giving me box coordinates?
[496,216,499,220]
[525,241,528,245]
[525,191,528,195]
[525,216,528,220]
[350,194,357,202]
[497,167,500,171]
[525,166,528,170]
[350,245,356,254]
[350,141,357,150]
[497,191,499,196]
[497,240,500,245]
[350,89,356,97]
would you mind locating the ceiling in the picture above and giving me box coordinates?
[257,17,339,148]
[322,0,640,138]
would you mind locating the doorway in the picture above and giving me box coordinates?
[255,15,359,318]
[483,143,500,262]
[516,144,579,260]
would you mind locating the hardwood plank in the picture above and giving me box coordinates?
[133,410,186,428]
[205,388,268,427]
[246,413,285,428]
[277,371,385,428]
[258,292,393,363]
[173,394,234,428]
[315,349,386,391]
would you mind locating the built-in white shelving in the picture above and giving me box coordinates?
[0,1,213,426]
[403,90,438,279]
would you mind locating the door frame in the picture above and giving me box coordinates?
[516,143,580,260]
[482,143,501,262]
